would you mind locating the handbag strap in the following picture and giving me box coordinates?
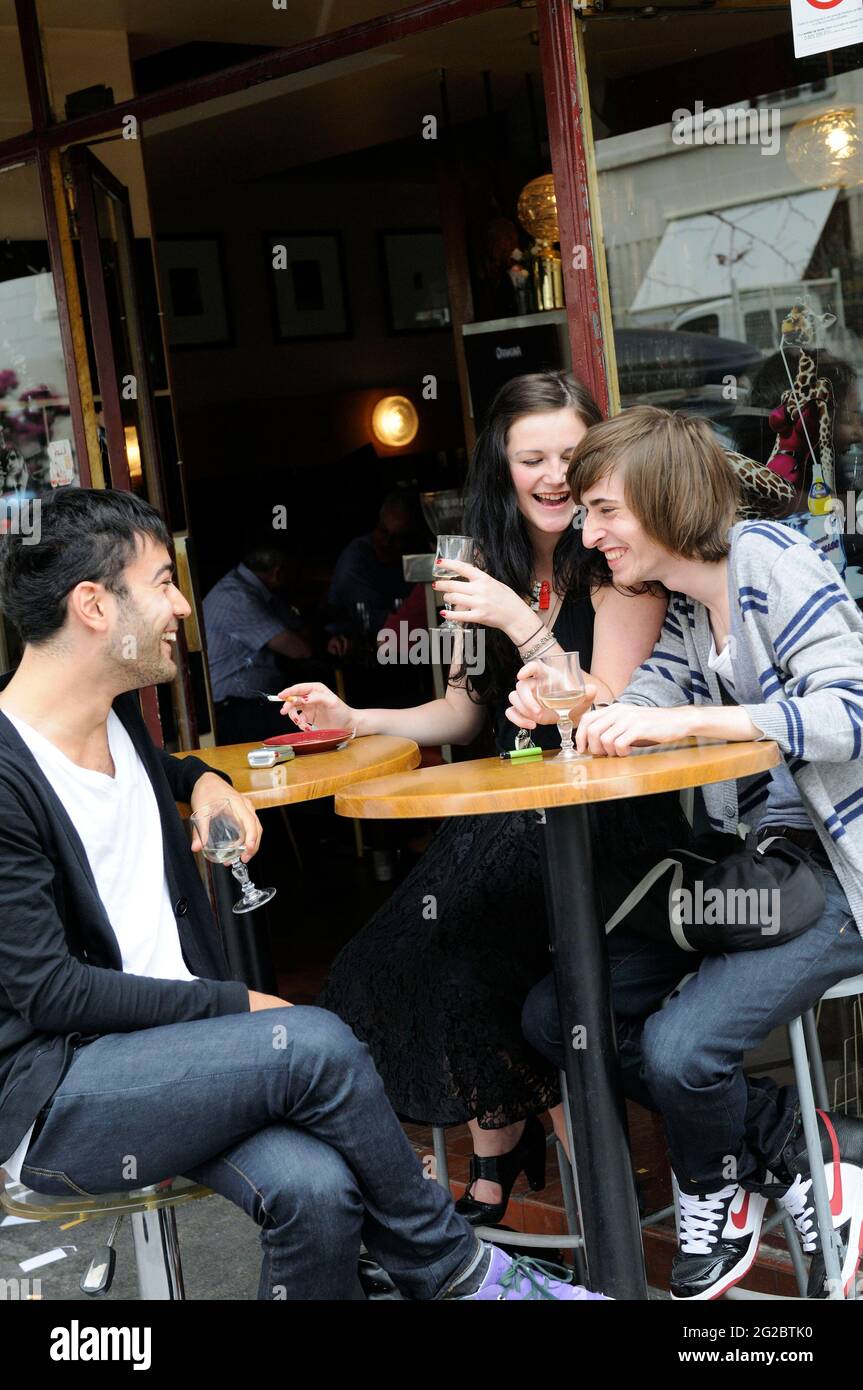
[604,855,698,952]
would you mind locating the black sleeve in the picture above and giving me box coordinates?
[0,788,249,1034]
[157,749,233,805]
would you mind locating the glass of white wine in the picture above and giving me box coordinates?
[190,798,276,914]
[434,534,474,633]
[537,651,589,762]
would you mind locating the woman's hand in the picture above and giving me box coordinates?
[575,704,695,756]
[189,774,262,864]
[276,681,358,733]
[505,660,596,730]
[431,558,536,641]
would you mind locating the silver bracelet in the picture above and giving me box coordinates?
[520,633,555,662]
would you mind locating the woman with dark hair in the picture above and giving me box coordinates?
[278,371,690,1224]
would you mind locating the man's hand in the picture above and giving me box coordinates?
[575,704,696,756]
[248,990,294,1010]
[189,772,262,863]
[575,702,762,755]
[505,659,596,730]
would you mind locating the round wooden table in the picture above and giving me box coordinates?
[335,737,780,1301]
[174,734,421,810]
[175,735,420,990]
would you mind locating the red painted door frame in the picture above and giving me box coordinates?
[536,0,609,416]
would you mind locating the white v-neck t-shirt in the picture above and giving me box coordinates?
[2,709,194,1183]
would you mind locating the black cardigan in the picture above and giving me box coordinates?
[0,682,250,1163]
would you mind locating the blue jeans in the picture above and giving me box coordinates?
[21,1006,476,1300]
[522,867,863,1194]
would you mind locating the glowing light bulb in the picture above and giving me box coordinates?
[827,127,850,156]
[371,395,419,448]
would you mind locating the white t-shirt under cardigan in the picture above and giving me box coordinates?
[2,710,194,1183]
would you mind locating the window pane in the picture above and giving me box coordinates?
[0,160,80,667]
[587,15,863,596]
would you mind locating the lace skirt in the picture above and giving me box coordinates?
[318,808,557,1127]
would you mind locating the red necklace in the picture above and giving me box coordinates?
[530,580,551,611]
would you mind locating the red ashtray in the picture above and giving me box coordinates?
[262,729,353,754]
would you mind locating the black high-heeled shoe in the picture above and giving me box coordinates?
[454,1115,547,1226]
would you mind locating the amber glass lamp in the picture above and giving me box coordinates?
[517,173,564,311]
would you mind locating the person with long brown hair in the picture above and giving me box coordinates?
[516,405,863,1299]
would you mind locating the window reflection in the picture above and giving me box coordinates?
[586,16,863,595]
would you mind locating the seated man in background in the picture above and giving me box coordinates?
[512,407,863,1302]
[327,492,414,639]
[0,487,601,1303]
[203,543,318,743]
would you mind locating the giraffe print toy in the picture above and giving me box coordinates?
[766,303,838,515]
[725,447,794,519]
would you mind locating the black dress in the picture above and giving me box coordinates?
[317,592,690,1127]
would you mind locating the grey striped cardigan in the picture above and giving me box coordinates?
[619,520,863,936]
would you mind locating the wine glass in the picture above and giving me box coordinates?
[537,651,589,762]
[434,534,474,633]
[190,799,276,915]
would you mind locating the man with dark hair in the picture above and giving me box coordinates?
[0,487,601,1301]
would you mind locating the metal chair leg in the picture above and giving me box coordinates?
[555,1138,588,1285]
[802,1007,830,1111]
[788,1017,845,1299]
[778,1208,810,1298]
[431,1126,450,1193]
[130,1206,186,1300]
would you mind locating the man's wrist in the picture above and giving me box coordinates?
[193,769,230,795]
[687,706,759,741]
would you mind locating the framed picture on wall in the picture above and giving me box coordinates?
[264,231,352,341]
[378,229,451,334]
[156,237,232,348]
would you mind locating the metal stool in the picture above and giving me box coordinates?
[0,1170,212,1299]
[430,1072,587,1285]
[640,972,863,1300]
[784,972,863,1301]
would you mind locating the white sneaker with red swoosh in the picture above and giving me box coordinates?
[670,1177,768,1300]
[782,1108,863,1299]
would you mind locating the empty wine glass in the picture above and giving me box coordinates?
[434,534,474,633]
[191,798,276,914]
[537,651,589,762]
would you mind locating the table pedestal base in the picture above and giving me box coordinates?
[540,802,648,1301]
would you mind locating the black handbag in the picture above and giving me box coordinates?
[603,831,826,953]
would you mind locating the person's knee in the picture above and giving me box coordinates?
[285,1005,366,1064]
[257,1134,364,1240]
[641,1009,711,1095]
[522,975,564,1070]
[284,1005,379,1092]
